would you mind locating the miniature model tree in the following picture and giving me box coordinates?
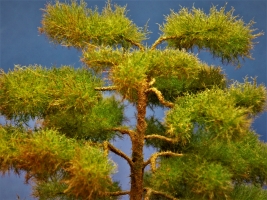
[0,1,267,199]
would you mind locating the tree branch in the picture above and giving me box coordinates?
[144,187,179,200]
[124,37,145,51]
[104,190,130,196]
[104,142,133,167]
[95,86,117,91]
[145,134,179,144]
[151,36,182,50]
[148,78,156,86]
[146,87,174,108]
[111,127,136,140]
[144,151,183,171]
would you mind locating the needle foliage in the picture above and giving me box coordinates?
[0,1,266,200]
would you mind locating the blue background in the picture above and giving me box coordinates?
[0,0,266,199]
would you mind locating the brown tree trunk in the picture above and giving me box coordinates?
[129,82,148,200]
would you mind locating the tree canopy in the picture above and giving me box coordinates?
[0,1,266,200]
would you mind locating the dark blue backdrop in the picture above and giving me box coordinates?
[0,0,266,199]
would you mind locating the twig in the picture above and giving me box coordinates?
[144,151,183,171]
[144,188,152,200]
[104,190,130,196]
[146,87,174,108]
[124,38,145,51]
[95,86,117,91]
[148,78,155,86]
[151,36,182,50]
[104,142,133,167]
[145,134,178,144]
[111,127,136,140]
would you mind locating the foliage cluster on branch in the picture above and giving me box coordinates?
[0,0,266,200]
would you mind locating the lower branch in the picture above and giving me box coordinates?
[146,87,174,108]
[145,134,179,144]
[144,187,178,200]
[124,37,145,51]
[144,188,152,200]
[104,142,133,167]
[151,36,183,50]
[105,190,130,196]
[95,86,117,91]
[144,151,183,171]
[111,127,135,140]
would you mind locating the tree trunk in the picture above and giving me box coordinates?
[129,83,148,200]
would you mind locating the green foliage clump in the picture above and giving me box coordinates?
[165,88,252,144]
[161,5,262,67]
[82,46,227,104]
[43,97,124,141]
[0,65,102,121]
[0,127,117,199]
[110,48,225,102]
[148,156,233,199]
[229,78,267,114]
[0,125,25,173]
[150,65,227,105]
[145,132,267,199]
[188,133,267,186]
[64,145,117,199]
[82,47,126,72]
[230,185,267,200]
[40,0,147,49]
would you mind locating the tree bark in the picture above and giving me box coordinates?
[129,82,148,200]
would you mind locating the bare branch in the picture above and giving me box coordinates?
[104,142,133,167]
[104,190,130,196]
[95,86,117,91]
[144,187,179,200]
[144,151,183,171]
[146,87,174,108]
[145,134,179,144]
[111,127,136,140]
[124,37,145,51]
[144,188,152,200]
[148,78,156,86]
[151,36,182,50]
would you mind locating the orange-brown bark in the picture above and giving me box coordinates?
[129,81,148,200]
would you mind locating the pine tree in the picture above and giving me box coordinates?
[0,1,267,199]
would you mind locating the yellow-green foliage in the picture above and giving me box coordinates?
[110,49,205,100]
[15,130,77,182]
[145,131,267,199]
[188,132,267,186]
[0,65,102,121]
[149,65,226,105]
[161,5,262,66]
[229,78,267,114]
[0,127,117,199]
[40,0,147,48]
[0,128,77,179]
[149,156,233,199]
[165,88,253,144]
[0,126,24,173]
[64,144,116,199]
[230,185,267,200]
[43,97,124,141]
[33,178,71,200]
[82,47,126,72]
[82,47,226,104]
